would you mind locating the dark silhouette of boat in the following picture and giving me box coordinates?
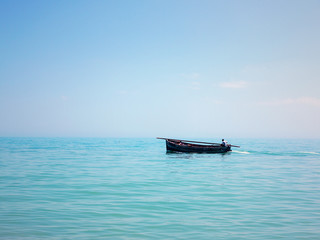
[157,138,239,153]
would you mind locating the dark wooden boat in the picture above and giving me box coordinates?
[157,138,239,153]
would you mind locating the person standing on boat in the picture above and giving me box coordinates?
[221,139,228,147]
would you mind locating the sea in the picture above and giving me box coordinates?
[1,137,320,240]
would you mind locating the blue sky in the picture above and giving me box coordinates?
[1,0,320,138]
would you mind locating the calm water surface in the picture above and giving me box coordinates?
[1,138,320,239]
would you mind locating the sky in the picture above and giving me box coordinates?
[0,0,320,138]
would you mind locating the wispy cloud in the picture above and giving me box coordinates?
[259,97,320,107]
[189,81,201,90]
[61,96,69,101]
[220,81,247,89]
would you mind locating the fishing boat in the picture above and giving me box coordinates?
[157,138,240,153]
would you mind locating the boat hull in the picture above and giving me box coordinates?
[166,140,231,153]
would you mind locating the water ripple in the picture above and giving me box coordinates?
[1,138,320,239]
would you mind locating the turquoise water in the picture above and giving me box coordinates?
[1,138,320,239]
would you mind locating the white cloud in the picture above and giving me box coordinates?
[220,81,247,89]
[259,97,320,107]
[297,97,320,106]
[190,81,201,90]
[61,96,68,101]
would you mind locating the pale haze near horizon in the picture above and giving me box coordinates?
[1,0,319,139]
